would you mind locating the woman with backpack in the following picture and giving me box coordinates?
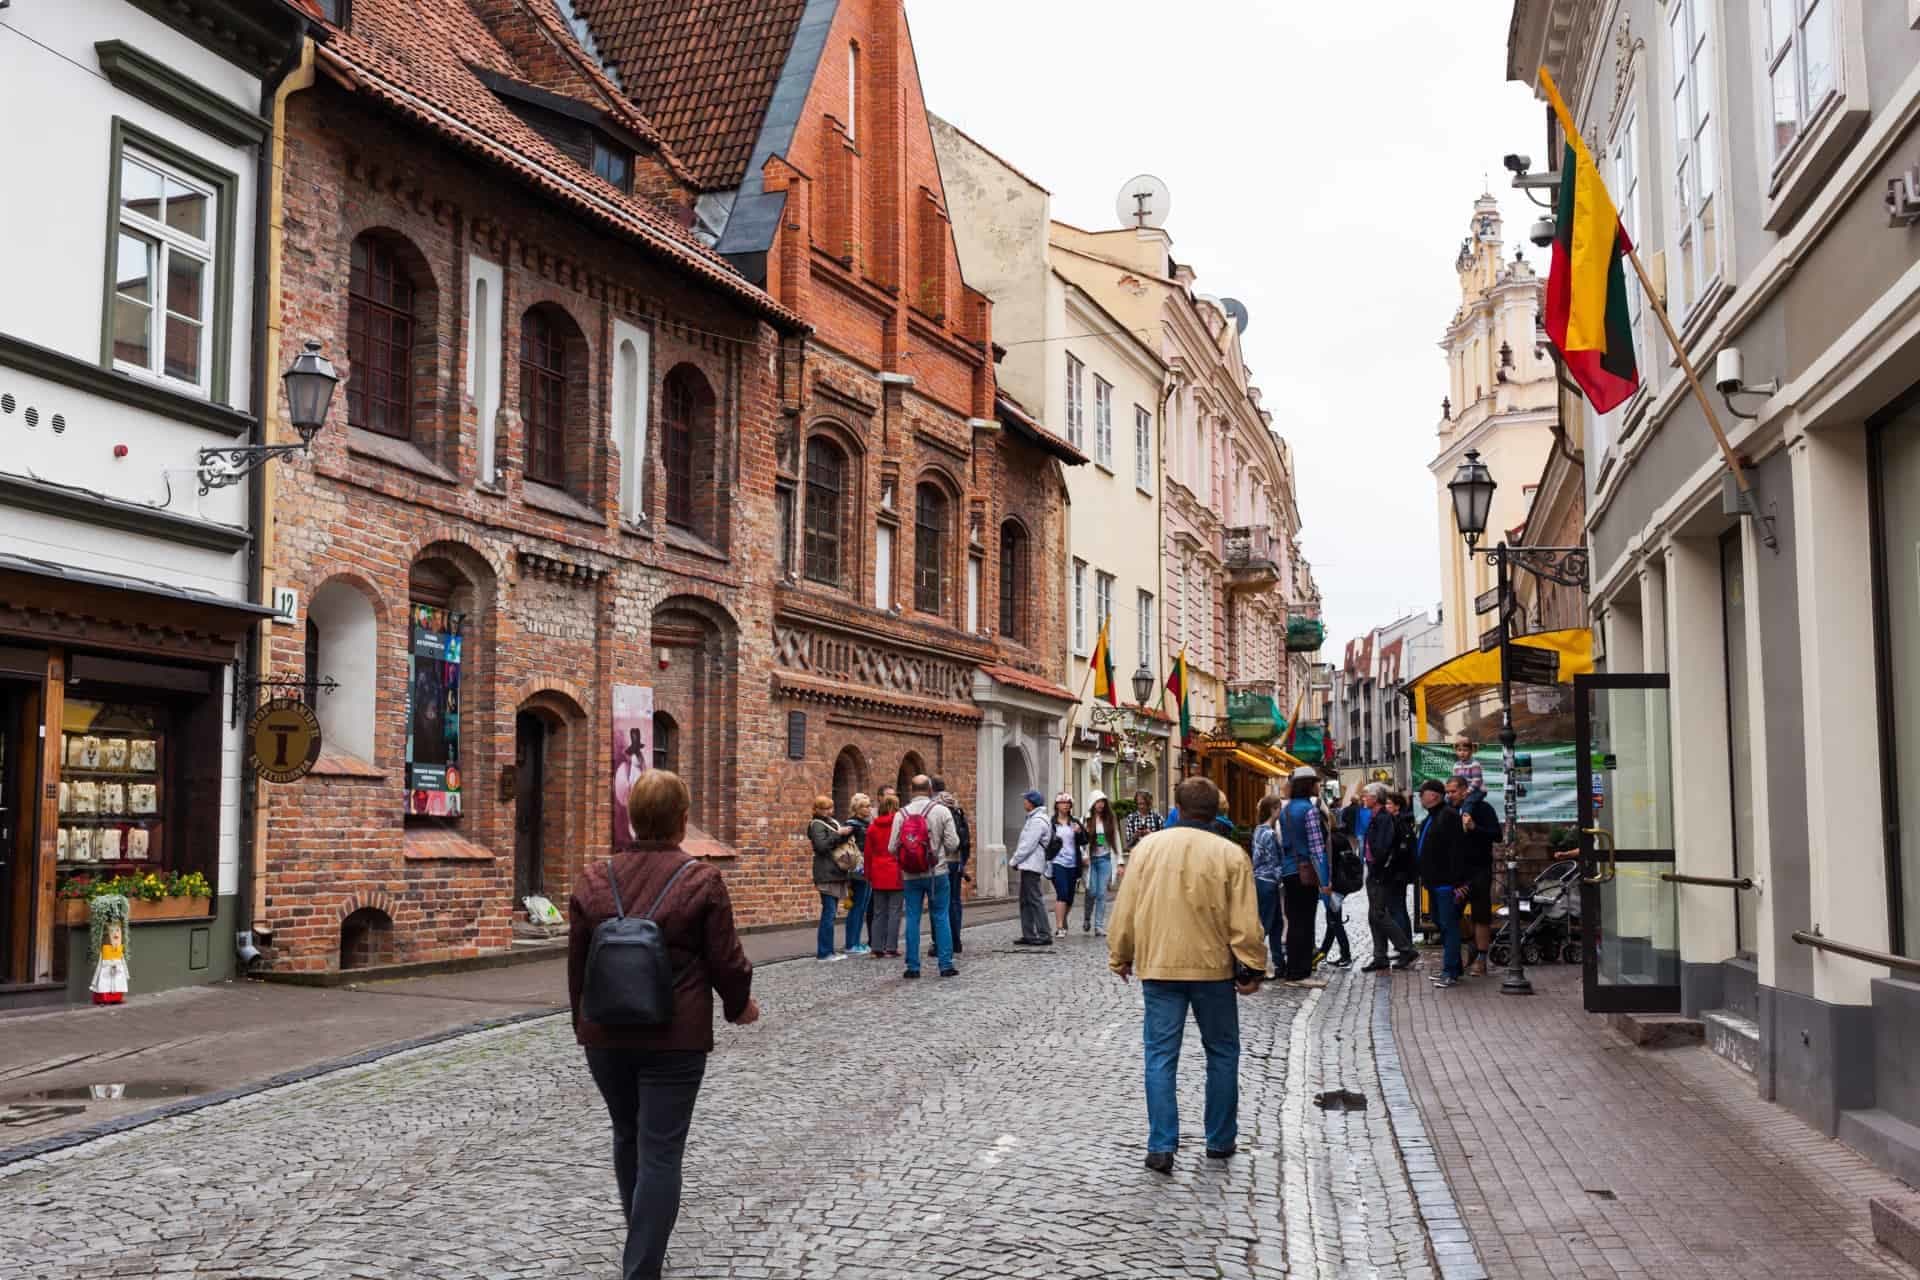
[863,794,904,958]
[808,797,857,963]
[842,793,874,957]
[1047,792,1087,938]
[1081,791,1124,936]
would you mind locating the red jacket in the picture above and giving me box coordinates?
[864,813,902,890]
[568,841,753,1053]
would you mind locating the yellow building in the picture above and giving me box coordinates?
[1431,195,1557,658]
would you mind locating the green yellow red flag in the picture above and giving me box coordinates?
[1090,617,1118,706]
[1538,66,1641,414]
[1165,648,1191,746]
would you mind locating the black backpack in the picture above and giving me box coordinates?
[949,803,971,863]
[582,856,697,1028]
[1332,842,1366,896]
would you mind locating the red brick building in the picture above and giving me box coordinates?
[258,0,1076,972]
[575,0,1083,896]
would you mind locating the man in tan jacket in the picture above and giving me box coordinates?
[1108,776,1268,1174]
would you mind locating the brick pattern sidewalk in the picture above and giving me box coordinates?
[1390,962,1920,1279]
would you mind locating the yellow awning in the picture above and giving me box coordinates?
[1406,627,1594,742]
[1228,747,1288,779]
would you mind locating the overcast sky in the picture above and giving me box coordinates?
[908,0,1546,656]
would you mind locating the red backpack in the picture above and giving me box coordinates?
[896,805,937,876]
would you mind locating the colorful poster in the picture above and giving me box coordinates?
[611,684,654,849]
[1408,741,1578,824]
[407,606,463,818]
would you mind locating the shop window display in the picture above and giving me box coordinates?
[406,605,464,818]
[57,701,165,871]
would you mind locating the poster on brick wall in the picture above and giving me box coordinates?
[611,684,654,849]
[406,607,463,818]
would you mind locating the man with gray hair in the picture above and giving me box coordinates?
[889,773,960,978]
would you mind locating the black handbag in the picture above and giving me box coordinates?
[582,856,697,1027]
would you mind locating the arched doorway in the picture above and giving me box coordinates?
[340,907,395,970]
[1002,742,1034,854]
[514,712,546,900]
[897,751,926,797]
[832,746,865,817]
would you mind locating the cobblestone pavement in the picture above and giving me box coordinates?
[1391,960,1920,1279]
[2,916,1453,1279]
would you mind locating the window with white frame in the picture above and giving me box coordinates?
[1134,404,1152,491]
[1072,558,1088,654]
[874,524,893,610]
[112,148,218,394]
[1065,354,1085,450]
[1095,571,1115,639]
[1136,590,1155,674]
[1765,0,1837,165]
[1093,376,1114,468]
[1668,0,1721,317]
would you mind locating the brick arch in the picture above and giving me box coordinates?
[336,889,398,923]
[403,527,508,586]
[305,566,392,628]
[510,677,590,720]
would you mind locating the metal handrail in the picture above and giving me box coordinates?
[1661,872,1755,891]
[1791,929,1920,975]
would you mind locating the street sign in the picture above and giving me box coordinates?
[1505,644,1561,686]
[1475,586,1502,616]
[1479,625,1502,653]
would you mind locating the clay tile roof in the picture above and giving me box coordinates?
[569,0,811,191]
[978,664,1077,704]
[314,0,804,331]
[997,393,1087,466]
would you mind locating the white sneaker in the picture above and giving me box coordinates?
[1055,927,1065,937]
[1095,928,1106,937]
[819,953,846,963]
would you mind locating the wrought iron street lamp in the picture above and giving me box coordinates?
[1130,661,1155,708]
[198,341,339,494]
[1446,449,1588,996]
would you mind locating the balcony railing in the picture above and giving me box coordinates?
[1224,525,1279,590]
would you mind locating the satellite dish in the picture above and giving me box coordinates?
[1116,173,1171,230]
[1221,297,1250,335]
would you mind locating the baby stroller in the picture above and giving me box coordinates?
[1488,858,1583,966]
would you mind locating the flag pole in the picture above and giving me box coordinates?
[1623,246,1766,515]
[1058,637,1103,796]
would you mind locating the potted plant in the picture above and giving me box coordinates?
[58,871,213,926]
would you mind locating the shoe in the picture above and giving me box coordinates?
[1433,976,1459,989]
[1331,957,1352,968]
[1205,1145,1237,1160]
[953,943,964,954]
[1392,953,1419,970]
[1014,937,1039,946]
[1469,962,1488,977]
[848,945,871,956]
[818,954,846,963]
[939,968,959,978]
[1360,960,1390,973]
[1311,949,1328,969]
[1055,927,1066,937]
[872,950,890,960]
[1095,928,1106,937]
[1083,922,1092,933]
[1144,1152,1175,1175]
[902,970,921,980]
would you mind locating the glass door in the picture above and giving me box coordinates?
[1576,674,1680,1013]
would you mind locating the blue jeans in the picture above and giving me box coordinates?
[1084,855,1114,930]
[1142,979,1240,1155]
[1254,878,1282,976]
[844,880,872,951]
[902,873,954,973]
[816,891,838,959]
[1432,886,1463,978]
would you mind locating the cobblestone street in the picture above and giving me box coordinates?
[1,918,1452,1280]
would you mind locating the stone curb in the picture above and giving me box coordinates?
[1372,976,1490,1280]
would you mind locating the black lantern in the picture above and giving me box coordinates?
[1131,661,1155,708]
[1448,448,1497,550]
[283,340,340,445]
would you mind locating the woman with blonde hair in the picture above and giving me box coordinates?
[807,795,855,962]
[843,793,875,956]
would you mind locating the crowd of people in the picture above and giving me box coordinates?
[565,753,1508,1276]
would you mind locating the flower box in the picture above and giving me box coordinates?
[58,896,212,927]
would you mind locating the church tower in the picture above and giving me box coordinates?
[1430,194,1559,659]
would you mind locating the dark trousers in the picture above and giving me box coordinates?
[947,863,966,951]
[584,1048,708,1280]
[1018,869,1051,942]
[1282,874,1320,980]
[1318,894,1351,962]
[1366,873,1414,960]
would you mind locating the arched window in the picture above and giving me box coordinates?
[998,519,1028,640]
[520,307,568,486]
[347,234,416,438]
[897,751,925,798]
[831,745,864,818]
[913,482,948,615]
[662,365,715,532]
[803,436,847,586]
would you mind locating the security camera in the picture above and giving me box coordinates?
[1529,217,1556,248]
[1504,153,1533,175]
[1715,347,1744,395]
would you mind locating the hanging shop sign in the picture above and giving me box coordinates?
[406,606,464,817]
[247,698,322,784]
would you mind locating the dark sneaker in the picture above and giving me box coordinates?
[953,943,964,954]
[1205,1145,1237,1160]
[939,968,959,978]
[1392,953,1419,970]
[1360,960,1390,973]
[1144,1152,1175,1175]
[1013,937,1039,946]
[902,970,921,980]
[1331,957,1352,968]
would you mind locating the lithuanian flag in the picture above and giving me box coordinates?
[1090,617,1118,706]
[1165,648,1191,746]
[1539,67,1640,414]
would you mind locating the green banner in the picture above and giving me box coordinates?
[1409,742,1577,824]
[1226,690,1286,743]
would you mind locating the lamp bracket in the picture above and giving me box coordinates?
[1489,544,1589,591]
[197,441,313,495]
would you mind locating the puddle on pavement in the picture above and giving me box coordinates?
[13,1080,205,1102]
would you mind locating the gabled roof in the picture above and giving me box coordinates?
[997,393,1085,466]
[568,0,815,192]
[311,0,804,331]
